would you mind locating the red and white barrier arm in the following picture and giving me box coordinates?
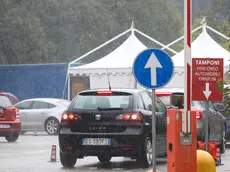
[183,0,192,133]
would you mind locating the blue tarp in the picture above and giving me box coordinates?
[0,63,68,100]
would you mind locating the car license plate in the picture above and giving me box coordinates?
[82,138,111,145]
[0,124,10,128]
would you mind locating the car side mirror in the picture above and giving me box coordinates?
[215,105,225,112]
[218,107,225,113]
[148,104,152,111]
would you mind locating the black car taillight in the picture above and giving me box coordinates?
[115,113,142,121]
[196,111,202,120]
[62,113,82,121]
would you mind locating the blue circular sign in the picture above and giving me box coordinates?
[132,48,174,89]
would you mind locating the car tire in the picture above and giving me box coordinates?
[220,126,226,154]
[5,133,19,142]
[136,136,152,168]
[97,154,112,163]
[45,118,59,135]
[60,151,77,168]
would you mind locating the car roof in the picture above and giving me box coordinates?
[79,88,145,94]
[18,98,70,104]
[154,88,184,93]
[0,92,19,99]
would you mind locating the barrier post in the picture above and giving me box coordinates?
[167,109,197,172]
[50,145,57,162]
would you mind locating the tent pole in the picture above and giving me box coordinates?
[134,80,137,88]
[67,74,70,100]
[66,63,71,100]
[161,25,203,50]
[62,63,69,99]
[206,25,230,40]
[134,29,178,54]
[69,29,131,65]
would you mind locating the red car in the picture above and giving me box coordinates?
[0,92,20,105]
[0,93,21,142]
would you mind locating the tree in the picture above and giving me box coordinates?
[0,0,51,64]
[0,0,184,64]
[217,78,230,116]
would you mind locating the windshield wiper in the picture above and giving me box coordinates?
[97,107,123,111]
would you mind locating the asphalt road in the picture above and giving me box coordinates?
[0,132,229,172]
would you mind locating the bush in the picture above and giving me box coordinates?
[217,78,230,116]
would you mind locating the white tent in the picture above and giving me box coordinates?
[66,23,178,99]
[165,24,230,89]
[172,25,230,67]
[69,33,147,74]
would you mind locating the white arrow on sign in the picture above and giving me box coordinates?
[203,83,212,100]
[144,52,162,86]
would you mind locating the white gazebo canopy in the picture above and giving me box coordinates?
[172,25,230,67]
[75,33,147,69]
[68,22,178,75]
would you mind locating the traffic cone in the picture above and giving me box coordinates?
[215,147,221,165]
[34,128,37,136]
[50,145,57,162]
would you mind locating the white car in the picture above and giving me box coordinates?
[14,98,70,135]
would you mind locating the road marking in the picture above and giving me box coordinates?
[0,149,52,156]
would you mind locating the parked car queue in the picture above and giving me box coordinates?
[58,88,227,168]
[0,92,70,142]
[0,89,227,169]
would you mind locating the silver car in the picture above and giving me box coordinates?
[14,98,70,135]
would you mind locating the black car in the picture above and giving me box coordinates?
[155,90,227,153]
[213,101,230,141]
[192,101,227,153]
[58,88,167,168]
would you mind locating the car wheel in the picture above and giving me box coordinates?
[98,154,112,163]
[220,126,226,154]
[5,133,19,142]
[137,136,152,168]
[45,118,59,135]
[60,151,77,168]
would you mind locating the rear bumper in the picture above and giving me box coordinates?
[59,128,146,157]
[0,119,21,136]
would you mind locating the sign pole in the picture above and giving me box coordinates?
[204,101,209,151]
[132,48,174,169]
[152,89,156,172]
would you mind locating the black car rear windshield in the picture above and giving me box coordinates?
[69,91,133,110]
[0,95,12,108]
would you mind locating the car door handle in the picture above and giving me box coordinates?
[41,112,46,115]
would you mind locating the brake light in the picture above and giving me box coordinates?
[62,113,81,121]
[14,108,20,119]
[196,111,202,120]
[97,91,112,96]
[115,113,142,121]
[14,108,19,113]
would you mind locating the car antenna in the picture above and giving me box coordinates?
[106,69,111,90]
